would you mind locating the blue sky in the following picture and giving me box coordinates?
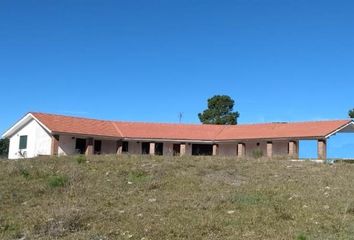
[0,0,353,158]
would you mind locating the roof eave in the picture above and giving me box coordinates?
[2,113,52,139]
[325,120,354,138]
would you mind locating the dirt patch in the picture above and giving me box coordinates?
[203,170,247,187]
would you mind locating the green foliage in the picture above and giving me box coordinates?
[230,193,264,205]
[198,95,240,125]
[128,170,150,183]
[296,233,308,240]
[0,138,9,157]
[48,175,69,188]
[349,109,354,118]
[252,148,263,159]
[19,168,30,178]
[76,155,86,164]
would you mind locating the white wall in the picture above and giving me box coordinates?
[58,135,76,156]
[8,119,52,159]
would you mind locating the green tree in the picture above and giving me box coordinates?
[198,95,240,125]
[349,109,354,118]
[0,138,9,157]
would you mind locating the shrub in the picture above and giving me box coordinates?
[48,175,69,188]
[296,233,308,240]
[76,155,86,164]
[252,148,263,159]
[19,168,30,178]
[128,170,150,183]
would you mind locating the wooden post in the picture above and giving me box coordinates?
[288,141,298,159]
[85,138,94,155]
[318,139,327,160]
[51,135,59,156]
[116,141,123,155]
[267,142,273,158]
[212,144,219,156]
[149,142,155,155]
[237,143,246,158]
[180,143,186,156]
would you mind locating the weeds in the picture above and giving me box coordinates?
[128,169,151,183]
[296,233,308,240]
[1,155,354,239]
[48,175,69,188]
[76,155,86,164]
[19,167,30,178]
[252,148,263,159]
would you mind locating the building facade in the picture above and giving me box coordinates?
[2,112,354,160]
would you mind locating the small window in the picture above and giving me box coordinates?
[122,141,129,153]
[19,135,28,149]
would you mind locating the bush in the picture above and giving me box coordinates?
[296,233,308,240]
[19,168,30,178]
[48,175,69,188]
[128,170,150,183]
[252,148,263,159]
[76,155,86,164]
[0,138,9,157]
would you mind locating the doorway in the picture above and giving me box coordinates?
[142,142,150,154]
[155,143,163,155]
[173,144,180,156]
[75,138,86,154]
[94,140,102,154]
[192,144,213,156]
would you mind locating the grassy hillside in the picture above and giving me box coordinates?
[1,155,354,240]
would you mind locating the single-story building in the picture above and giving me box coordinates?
[2,112,354,160]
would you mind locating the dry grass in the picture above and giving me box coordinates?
[1,155,354,239]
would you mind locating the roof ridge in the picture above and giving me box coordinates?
[111,122,124,138]
[31,112,113,123]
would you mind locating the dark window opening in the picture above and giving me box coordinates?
[142,142,150,154]
[256,142,260,147]
[19,135,28,150]
[155,143,163,155]
[173,144,181,156]
[122,141,129,153]
[192,144,213,156]
[94,140,102,154]
[75,138,86,154]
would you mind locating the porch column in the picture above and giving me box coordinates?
[85,138,94,155]
[149,142,155,155]
[51,134,59,156]
[180,143,186,156]
[288,141,298,159]
[267,141,273,158]
[212,144,219,156]
[318,139,327,160]
[116,141,123,155]
[237,143,246,158]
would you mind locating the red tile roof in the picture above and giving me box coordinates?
[31,112,352,141]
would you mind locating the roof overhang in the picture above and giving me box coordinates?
[1,113,52,138]
[325,120,354,138]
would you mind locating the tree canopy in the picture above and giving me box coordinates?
[198,95,240,125]
[349,109,354,118]
[0,138,9,157]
